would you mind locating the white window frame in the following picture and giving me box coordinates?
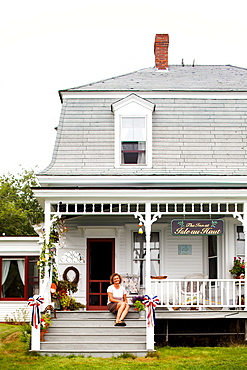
[120,116,147,165]
[112,94,155,168]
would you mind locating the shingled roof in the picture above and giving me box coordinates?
[39,35,247,179]
[59,65,247,96]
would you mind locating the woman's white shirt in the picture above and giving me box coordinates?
[107,285,126,304]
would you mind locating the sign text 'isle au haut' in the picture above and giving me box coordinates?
[171,220,224,236]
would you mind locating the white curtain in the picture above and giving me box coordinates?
[17,260,25,284]
[2,259,25,298]
[121,117,146,141]
[137,142,146,164]
[133,232,160,285]
[2,260,11,286]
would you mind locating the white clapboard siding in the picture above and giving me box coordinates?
[117,227,127,274]
[0,302,31,323]
[165,233,203,279]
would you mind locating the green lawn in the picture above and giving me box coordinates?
[0,323,247,369]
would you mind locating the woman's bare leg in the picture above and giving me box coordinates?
[119,303,129,321]
[115,302,126,323]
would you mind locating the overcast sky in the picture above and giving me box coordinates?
[1,0,247,176]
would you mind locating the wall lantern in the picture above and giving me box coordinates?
[138,221,144,234]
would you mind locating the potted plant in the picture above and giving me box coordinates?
[59,294,71,310]
[40,313,52,341]
[132,296,146,319]
[69,297,86,311]
[229,257,245,278]
[57,280,78,295]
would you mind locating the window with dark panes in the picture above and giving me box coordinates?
[0,256,39,300]
[208,236,217,279]
[236,225,245,259]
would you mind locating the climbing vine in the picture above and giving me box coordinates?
[37,216,68,281]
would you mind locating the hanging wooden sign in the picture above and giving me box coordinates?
[171,219,224,236]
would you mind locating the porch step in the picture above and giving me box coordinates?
[53,310,139,319]
[39,310,148,358]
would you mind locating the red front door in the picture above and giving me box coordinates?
[87,239,115,310]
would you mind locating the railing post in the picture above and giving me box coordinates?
[31,325,40,351]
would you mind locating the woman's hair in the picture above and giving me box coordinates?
[110,273,122,284]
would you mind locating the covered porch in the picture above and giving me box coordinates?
[33,186,247,351]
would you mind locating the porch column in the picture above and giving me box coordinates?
[145,203,152,296]
[135,203,161,351]
[40,200,52,308]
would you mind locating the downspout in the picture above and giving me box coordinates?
[241,203,247,341]
[233,203,247,312]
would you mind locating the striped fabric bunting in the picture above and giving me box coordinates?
[143,295,160,327]
[28,295,44,329]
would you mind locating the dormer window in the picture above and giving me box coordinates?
[121,117,146,164]
[111,94,155,168]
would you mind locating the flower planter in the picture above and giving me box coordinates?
[139,310,146,319]
[40,330,46,342]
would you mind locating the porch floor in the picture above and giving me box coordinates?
[155,307,247,320]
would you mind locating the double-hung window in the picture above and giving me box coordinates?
[112,94,155,168]
[121,117,146,164]
[133,232,160,286]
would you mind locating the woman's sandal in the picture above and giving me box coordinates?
[118,321,126,326]
[114,321,126,326]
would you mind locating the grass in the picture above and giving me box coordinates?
[0,323,247,369]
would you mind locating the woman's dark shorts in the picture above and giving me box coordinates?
[107,302,118,313]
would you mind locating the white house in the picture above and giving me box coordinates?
[2,34,247,352]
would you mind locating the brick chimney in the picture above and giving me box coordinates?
[154,34,169,70]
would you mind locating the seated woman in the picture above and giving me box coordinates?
[107,273,130,326]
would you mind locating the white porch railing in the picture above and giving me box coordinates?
[151,279,246,310]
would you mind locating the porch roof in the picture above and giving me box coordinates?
[33,186,247,206]
[33,185,245,219]
[36,175,247,188]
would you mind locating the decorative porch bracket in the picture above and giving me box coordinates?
[233,202,247,312]
[134,202,162,351]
